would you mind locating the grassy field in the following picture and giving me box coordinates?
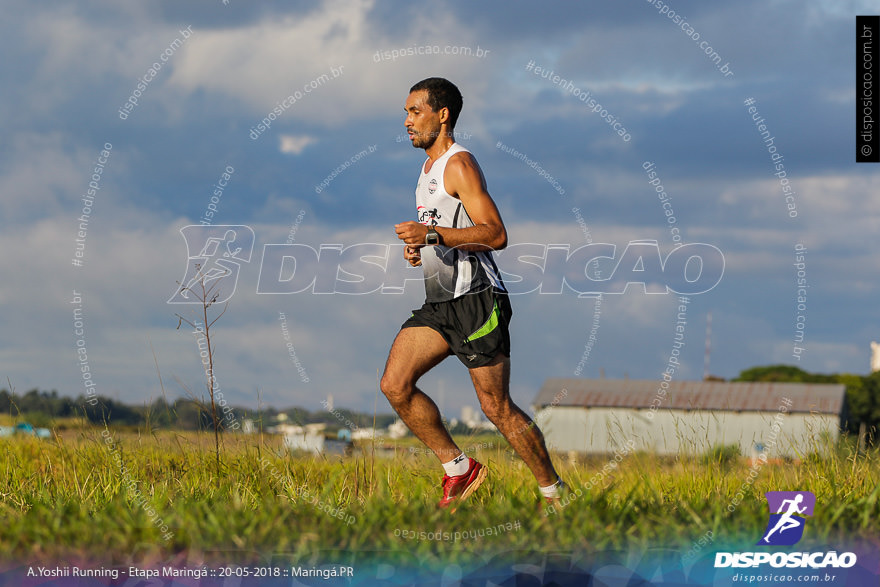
[1,427,878,570]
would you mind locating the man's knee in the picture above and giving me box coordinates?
[380,371,412,405]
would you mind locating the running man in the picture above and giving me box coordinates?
[380,77,563,509]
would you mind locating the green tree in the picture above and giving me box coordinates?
[736,364,878,443]
[734,364,835,384]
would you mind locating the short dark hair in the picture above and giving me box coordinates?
[410,77,463,129]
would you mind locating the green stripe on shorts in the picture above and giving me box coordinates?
[465,300,499,343]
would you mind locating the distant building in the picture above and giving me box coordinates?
[0,423,50,439]
[460,405,497,432]
[387,418,408,439]
[533,378,846,457]
[461,405,479,427]
[15,422,34,435]
[352,427,381,440]
[278,423,326,454]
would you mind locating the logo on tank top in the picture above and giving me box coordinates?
[417,205,441,226]
[428,178,438,194]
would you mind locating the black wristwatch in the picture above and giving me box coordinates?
[425,225,440,246]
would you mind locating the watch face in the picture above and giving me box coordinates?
[426,233,439,245]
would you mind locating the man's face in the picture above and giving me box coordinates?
[404,90,443,150]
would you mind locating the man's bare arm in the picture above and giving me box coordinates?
[394,152,507,252]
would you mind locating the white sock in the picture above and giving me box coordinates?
[540,478,563,498]
[442,452,469,476]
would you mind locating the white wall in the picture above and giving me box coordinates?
[535,407,840,457]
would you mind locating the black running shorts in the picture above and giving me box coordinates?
[401,288,512,368]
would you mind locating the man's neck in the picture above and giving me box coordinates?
[425,134,455,162]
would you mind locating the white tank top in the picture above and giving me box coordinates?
[414,143,506,302]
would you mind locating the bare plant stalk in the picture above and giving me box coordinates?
[175,264,229,477]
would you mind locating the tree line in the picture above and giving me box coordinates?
[0,389,397,431]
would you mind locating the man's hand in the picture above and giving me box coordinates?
[403,245,422,267]
[395,221,429,246]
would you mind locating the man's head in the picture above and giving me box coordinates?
[405,77,463,150]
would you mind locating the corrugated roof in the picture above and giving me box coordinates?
[533,378,845,414]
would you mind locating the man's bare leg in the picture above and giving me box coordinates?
[470,354,558,487]
[380,326,461,462]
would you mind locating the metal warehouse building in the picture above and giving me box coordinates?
[532,378,847,457]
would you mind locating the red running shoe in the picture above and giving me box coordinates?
[438,457,487,510]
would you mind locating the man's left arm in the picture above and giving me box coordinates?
[395,152,507,251]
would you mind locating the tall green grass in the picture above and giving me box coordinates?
[0,429,877,566]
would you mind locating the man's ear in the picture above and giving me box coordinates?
[438,107,450,125]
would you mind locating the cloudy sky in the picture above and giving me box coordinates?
[4,0,877,415]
